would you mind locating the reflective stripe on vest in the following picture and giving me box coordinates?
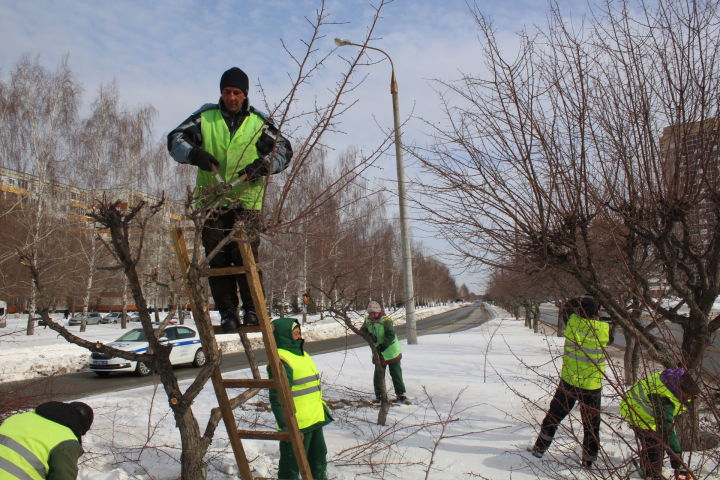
[196,108,266,209]
[0,412,78,480]
[620,372,685,431]
[563,345,607,366]
[560,314,610,390]
[291,373,321,397]
[276,349,326,430]
[0,434,46,479]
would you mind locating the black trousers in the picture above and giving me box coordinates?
[201,208,261,313]
[535,379,602,463]
[633,427,681,480]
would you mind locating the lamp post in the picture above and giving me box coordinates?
[334,38,417,344]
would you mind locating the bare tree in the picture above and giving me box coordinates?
[0,56,80,334]
[416,0,719,370]
[415,0,720,448]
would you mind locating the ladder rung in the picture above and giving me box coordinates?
[202,266,249,277]
[236,429,293,441]
[213,325,263,335]
[222,378,276,389]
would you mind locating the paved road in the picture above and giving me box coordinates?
[1,303,490,402]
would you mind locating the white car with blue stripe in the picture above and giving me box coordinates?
[89,325,205,376]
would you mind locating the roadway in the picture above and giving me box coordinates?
[1,303,489,402]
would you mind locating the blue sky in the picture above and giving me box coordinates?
[0,0,592,292]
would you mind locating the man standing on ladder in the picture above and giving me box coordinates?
[168,67,293,331]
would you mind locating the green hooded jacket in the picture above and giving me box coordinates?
[267,318,332,433]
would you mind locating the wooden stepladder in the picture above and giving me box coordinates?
[171,226,313,480]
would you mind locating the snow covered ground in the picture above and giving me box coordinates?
[1,305,716,479]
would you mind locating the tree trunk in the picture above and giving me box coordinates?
[374,360,391,426]
[176,402,210,480]
[80,238,98,333]
[622,328,640,386]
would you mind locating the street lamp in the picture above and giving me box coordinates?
[334,38,417,344]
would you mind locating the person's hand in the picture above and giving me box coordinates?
[189,147,219,172]
[256,125,277,156]
[675,469,693,480]
[238,157,271,181]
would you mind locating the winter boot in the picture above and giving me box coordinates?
[527,444,546,459]
[220,309,240,332]
[242,309,259,326]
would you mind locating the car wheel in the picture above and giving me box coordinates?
[192,349,206,368]
[94,372,110,377]
[135,361,152,377]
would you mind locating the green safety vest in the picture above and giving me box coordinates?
[0,412,79,480]
[620,372,686,431]
[365,316,402,361]
[196,109,266,209]
[276,348,326,430]
[560,314,610,390]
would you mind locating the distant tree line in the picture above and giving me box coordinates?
[0,55,469,334]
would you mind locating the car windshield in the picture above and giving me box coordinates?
[115,329,148,342]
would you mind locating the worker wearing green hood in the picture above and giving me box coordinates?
[268,317,333,480]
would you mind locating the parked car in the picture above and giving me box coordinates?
[88,325,205,377]
[101,312,125,324]
[68,312,104,326]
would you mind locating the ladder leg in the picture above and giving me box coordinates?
[173,226,315,480]
[234,225,314,480]
[172,228,255,480]
[211,368,255,480]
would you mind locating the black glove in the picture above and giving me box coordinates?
[256,125,277,156]
[377,344,387,353]
[189,147,219,172]
[238,157,271,182]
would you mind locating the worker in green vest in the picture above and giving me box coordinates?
[621,368,700,480]
[0,401,93,480]
[360,300,407,403]
[268,317,333,480]
[529,295,612,468]
[168,67,293,332]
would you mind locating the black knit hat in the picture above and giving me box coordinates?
[220,67,249,93]
[35,401,94,439]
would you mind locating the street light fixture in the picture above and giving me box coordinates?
[334,37,417,344]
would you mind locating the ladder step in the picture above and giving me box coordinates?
[213,325,263,335]
[202,266,249,277]
[222,378,276,389]
[236,429,293,441]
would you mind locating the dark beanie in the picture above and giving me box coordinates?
[220,67,249,93]
[35,401,94,439]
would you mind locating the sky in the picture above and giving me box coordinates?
[0,0,595,293]
[2,305,714,479]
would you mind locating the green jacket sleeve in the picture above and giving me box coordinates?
[650,394,681,453]
[268,361,294,431]
[47,440,83,480]
[380,319,396,351]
